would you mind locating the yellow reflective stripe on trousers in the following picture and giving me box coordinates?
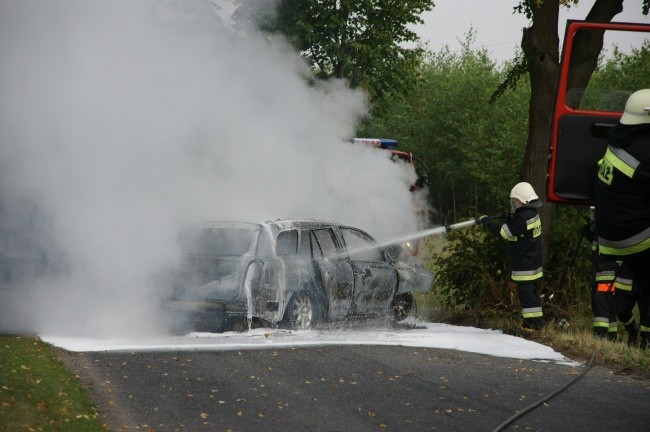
[615,277,633,291]
[522,307,543,318]
[512,267,543,281]
[593,317,609,328]
[595,271,616,281]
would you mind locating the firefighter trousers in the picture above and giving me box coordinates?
[517,281,543,329]
[622,250,650,346]
[592,282,617,338]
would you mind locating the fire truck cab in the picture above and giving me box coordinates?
[547,20,650,205]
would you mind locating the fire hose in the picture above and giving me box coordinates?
[464,212,586,276]
[436,216,597,429]
[419,213,586,277]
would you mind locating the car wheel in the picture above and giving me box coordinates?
[392,292,414,321]
[286,291,321,330]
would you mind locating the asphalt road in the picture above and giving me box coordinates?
[57,345,650,432]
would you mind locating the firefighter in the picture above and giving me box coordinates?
[594,88,650,349]
[582,217,618,340]
[480,182,544,331]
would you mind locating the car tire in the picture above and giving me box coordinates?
[392,292,415,321]
[285,291,322,330]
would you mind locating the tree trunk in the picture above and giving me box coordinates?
[521,1,560,264]
[566,0,624,107]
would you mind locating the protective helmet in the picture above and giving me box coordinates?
[510,182,539,205]
[620,89,650,125]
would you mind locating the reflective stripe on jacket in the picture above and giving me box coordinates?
[486,206,542,282]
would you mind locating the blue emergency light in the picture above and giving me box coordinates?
[350,138,398,149]
[378,139,398,149]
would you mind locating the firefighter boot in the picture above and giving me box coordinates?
[640,332,650,350]
[625,322,639,347]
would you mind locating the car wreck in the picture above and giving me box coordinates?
[163,219,435,332]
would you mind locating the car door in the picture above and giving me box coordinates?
[548,20,650,205]
[310,228,354,320]
[339,227,397,316]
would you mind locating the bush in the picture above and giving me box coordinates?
[423,206,594,318]
[425,225,515,311]
[543,205,592,309]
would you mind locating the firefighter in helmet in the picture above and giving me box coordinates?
[594,88,650,349]
[480,182,544,330]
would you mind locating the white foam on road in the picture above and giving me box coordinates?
[40,320,579,366]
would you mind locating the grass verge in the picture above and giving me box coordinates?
[419,300,650,379]
[0,335,108,431]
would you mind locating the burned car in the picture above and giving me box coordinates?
[163,219,434,332]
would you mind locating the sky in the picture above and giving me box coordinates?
[414,0,650,63]
[40,319,579,366]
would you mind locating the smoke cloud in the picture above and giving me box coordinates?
[0,0,419,337]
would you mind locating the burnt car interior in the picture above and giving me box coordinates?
[276,230,298,256]
[311,229,339,260]
[179,227,255,256]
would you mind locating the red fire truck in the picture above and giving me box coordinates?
[547,20,650,205]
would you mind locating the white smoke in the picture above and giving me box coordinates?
[0,0,419,336]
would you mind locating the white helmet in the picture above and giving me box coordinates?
[510,182,539,205]
[620,89,650,125]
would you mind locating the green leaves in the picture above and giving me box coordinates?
[359,40,530,221]
[236,0,433,102]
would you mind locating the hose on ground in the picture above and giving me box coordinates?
[491,349,597,432]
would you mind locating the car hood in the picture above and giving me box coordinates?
[394,261,435,294]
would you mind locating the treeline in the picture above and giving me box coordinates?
[359,39,650,311]
[360,39,650,224]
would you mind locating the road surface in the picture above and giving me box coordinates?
[58,345,650,431]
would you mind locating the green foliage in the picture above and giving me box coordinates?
[490,52,527,104]
[364,30,647,316]
[580,41,650,111]
[543,205,592,307]
[426,225,512,311]
[0,336,107,431]
[422,205,592,316]
[236,0,433,102]
[358,34,530,221]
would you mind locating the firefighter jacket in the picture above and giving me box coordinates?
[595,123,650,257]
[483,205,543,282]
